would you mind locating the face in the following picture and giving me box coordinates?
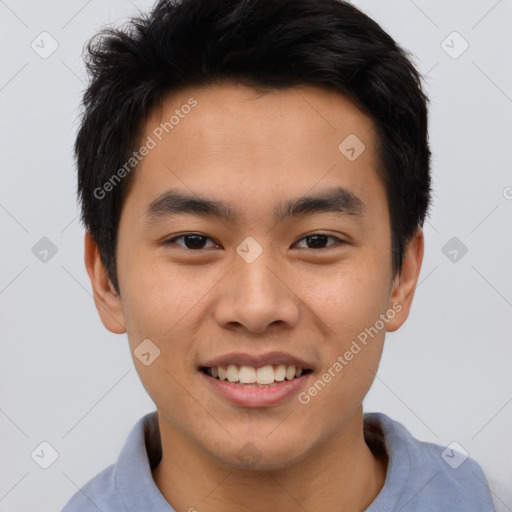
[87,82,423,470]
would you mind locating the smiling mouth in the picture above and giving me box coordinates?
[201,364,313,387]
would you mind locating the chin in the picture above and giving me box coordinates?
[207,435,310,472]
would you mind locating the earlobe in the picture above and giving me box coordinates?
[386,228,424,333]
[84,232,127,334]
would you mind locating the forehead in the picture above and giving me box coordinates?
[146,81,377,157]
[126,82,383,218]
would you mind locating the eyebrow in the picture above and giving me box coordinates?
[145,186,366,224]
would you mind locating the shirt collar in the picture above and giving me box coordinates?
[112,410,409,511]
[114,411,174,511]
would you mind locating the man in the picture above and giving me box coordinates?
[63,0,496,510]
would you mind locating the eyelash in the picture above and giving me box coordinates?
[164,233,345,250]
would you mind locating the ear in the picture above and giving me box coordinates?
[386,228,424,332]
[84,231,127,334]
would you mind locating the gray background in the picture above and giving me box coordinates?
[0,0,511,510]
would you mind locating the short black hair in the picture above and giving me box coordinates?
[76,0,431,294]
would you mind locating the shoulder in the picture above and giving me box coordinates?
[61,464,124,512]
[61,411,170,512]
[364,412,496,512]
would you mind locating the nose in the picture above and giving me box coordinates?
[212,252,301,334]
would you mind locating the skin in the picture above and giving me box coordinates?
[85,82,424,512]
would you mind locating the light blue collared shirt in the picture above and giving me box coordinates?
[62,411,496,511]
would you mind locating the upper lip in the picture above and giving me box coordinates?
[200,351,315,371]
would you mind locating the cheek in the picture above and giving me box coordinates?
[119,261,204,413]
[119,252,206,339]
[299,259,391,339]
[297,273,388,435]
[293,258,390,410]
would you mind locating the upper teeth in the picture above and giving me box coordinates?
[210,364,303,384]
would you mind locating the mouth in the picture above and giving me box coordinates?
[198,354,315,407]
[200,364,313,387]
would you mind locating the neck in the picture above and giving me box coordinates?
[152,407,387,512]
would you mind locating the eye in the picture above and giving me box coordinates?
[165,233,219,250]
[293,233,344,249]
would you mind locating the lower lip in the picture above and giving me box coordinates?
[199,371,312,407]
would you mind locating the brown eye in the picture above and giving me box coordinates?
[166,234,217,249]
[294,234,342,249]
